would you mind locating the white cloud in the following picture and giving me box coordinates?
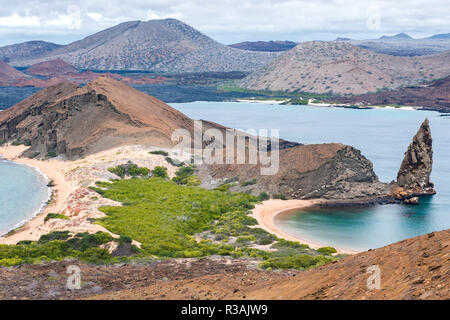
[87,12,102,22]
[46,5,82,30]
[0,13,41,27]
[0,0,448,44]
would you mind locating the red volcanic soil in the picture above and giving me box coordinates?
[12,77,69,87]
[0,60,27,82]
[26,59,78,76]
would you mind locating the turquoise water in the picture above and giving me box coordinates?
[0,160,50,236]
[170,102,450,251]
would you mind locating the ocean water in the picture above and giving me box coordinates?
[170,101,450,251]
[0,160,50,236]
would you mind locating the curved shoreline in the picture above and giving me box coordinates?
[0,159,52,237]
[251,199,360,254]
[0,145,76,245]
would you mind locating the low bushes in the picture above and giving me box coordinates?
[108,162,150,178]
[260,254,333,270]
[0,231,129,266]
[149,150,169,156]
[44,213,70,222]
[152,166,168,178]
[317,246,337,255]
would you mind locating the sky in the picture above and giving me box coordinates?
[0,0,449,46]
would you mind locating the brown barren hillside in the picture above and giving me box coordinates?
[12,19,279,72]
[0,60,27,82]
[332,75,450,112]
[26,59,79,76]
[0,76,195,158]
[89,229,449,300]
[239,41,450,95]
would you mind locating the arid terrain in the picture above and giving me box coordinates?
[240,41,450,94]
[331,76,450,112]
[0,229,446,300]
[8,19,279,73]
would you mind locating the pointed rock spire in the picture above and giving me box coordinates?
[396,119,435,193]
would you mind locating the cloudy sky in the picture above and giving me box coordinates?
[0,0,449,46]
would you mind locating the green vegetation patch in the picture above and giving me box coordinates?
[281,98,309,105]
[317,246,337,255]
[149,150,169,156]
[44,213,70,222]
[0,231,135,266]
[1,177,338,270]
[241,179,257,187]
[95,178,258,258]
[108,162,150,178]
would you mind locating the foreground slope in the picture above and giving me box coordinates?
[11,19,279,72]
[88,229,449,300]
[240,41,450,94]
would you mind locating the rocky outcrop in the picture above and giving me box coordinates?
[199,143,390,201]
[395,119,435,198]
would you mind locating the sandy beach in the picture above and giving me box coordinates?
[0,144,177,245]
[1,143,358,254]
[251,199,359,254]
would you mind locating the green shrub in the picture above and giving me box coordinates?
[236,235,256,243]
[185,175,201,186]
[272,193,286,200]
[108,163,149,178]
[271,239,309,249]
[317,246,337,255]
[150,150,169,156]
[152,166,168,178]
[39,231,71,242]
[258,192,270,201]
[260,254,333,270]
[241,179,257,187]
[173,166,196,185]
[29,152,40,159]
[165,157,184,167]
[44,213,70,222]
[46,151,57,158]
[11,140,22,146]
[0,257,22,267]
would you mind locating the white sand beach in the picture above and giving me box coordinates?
[251,199,359,254]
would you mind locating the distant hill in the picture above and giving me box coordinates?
[10,19,279,73]
[26,59,79,76]
[0,41,61,63]
[379,33,413,40]
[332,75,450,113]
[0,61,27,82]
[229,41,297,52]
[427,33,450,40]
[239,41,450,95]
[342,33,450,56]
